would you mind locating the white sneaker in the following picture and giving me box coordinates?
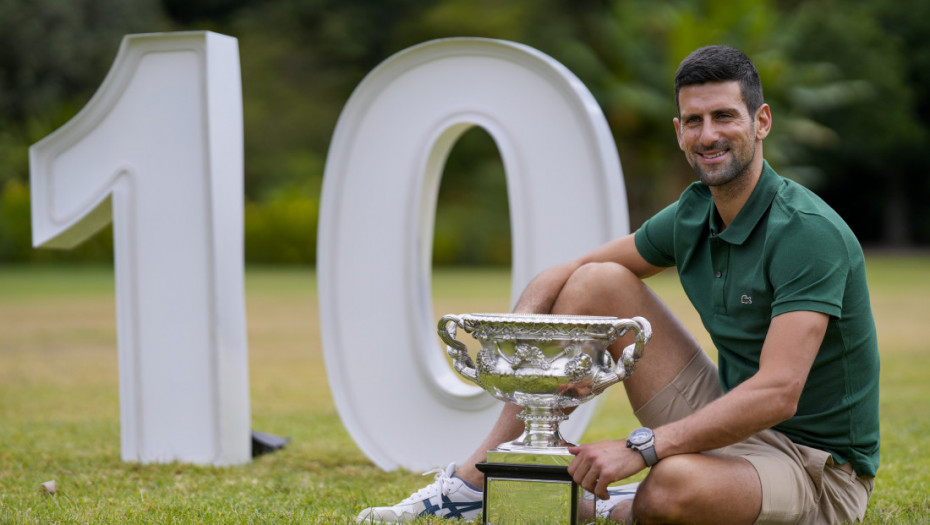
[356,463,483,523]
[594,482,640,520]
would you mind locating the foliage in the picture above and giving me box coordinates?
[245,184,319,264]
[0,0,928,264]
[0,260,928,522]
[0,0,164,121]
[776,0,930,245]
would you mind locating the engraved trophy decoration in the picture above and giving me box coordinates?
[438,313,652,524]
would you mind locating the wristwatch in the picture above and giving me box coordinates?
[626,427,658,466]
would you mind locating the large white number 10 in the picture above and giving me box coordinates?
[29,32,250,465]
[29,33,630,471]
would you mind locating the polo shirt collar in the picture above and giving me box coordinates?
[708,159,780,245]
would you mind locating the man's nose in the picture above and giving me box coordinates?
[699,122,721,146]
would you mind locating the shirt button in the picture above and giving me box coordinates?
[715,271,723,278]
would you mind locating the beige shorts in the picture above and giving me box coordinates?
[634,351,874,525]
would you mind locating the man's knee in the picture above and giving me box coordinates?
[556,262,638,314]
[632,454,761,525]
[568,261,637,288]
[632,455,702,524]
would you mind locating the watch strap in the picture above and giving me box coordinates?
[639,443,658,466]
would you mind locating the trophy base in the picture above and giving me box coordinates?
[476,451,594,525]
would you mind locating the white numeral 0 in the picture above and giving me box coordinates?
[30,32,250,465]
[318,38,629,471]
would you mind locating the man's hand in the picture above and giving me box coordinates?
[568,440,647,500]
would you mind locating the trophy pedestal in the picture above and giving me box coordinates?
[476,450,594,525]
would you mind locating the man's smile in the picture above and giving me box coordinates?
[694,143,732,165]
[698,150,728,161]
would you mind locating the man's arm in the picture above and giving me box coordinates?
[513,234,664,314]
[658,309,827,452]
[569,309,828,498]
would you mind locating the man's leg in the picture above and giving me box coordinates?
[609,453,761,525]
[454,403,523,485]
[555,263,765,524]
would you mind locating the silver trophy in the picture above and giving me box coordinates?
[438,313,652,524]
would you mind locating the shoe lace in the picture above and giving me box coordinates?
[398,466,455,508]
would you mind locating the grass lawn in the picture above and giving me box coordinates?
[0,256,928,524]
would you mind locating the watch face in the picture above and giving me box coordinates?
[629,428,652,445]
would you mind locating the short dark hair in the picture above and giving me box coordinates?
[674,45,764,116]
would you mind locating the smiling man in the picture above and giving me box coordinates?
[357,46,879,525]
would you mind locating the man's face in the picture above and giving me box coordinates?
[673,81,768,187]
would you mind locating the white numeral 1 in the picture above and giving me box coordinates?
[30,31,250,465]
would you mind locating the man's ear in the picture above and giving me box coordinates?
[673,117,685,151]
[755,104,772,140]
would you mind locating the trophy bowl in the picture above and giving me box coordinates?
[438,313,651,452]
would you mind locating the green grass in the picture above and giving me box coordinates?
[0,256,928,523]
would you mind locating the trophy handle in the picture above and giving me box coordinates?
[611,316,653,381]
[437,314,480,385]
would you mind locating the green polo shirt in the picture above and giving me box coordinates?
[634,160,880,477]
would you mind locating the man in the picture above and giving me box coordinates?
[357,45,879,524]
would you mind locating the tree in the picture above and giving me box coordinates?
[0,0,166,262]
[2,0,927,264]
